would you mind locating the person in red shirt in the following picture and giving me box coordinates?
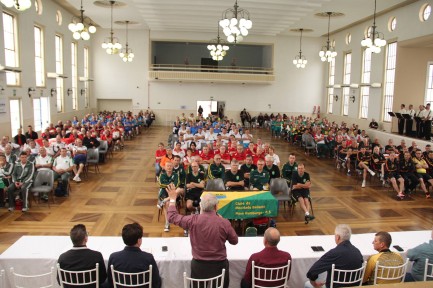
[219,145,231,164]
[228,141,237,157]
[189,142,200,156]
[253,146,266,165]
[155,142,166,177]
[245,142,256,157]
[254,138,264,153]
[232,144,246,164]
[241,228,291,288]
[199,146,214,164]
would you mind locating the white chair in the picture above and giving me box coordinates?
[183,268,225,288]
[57,263,99,287]
[329,261,366,287]
[424,258,433,281]
[252,260,291,288]
[10,267,55,288]
[111,264,152,287]
[0,270,5,288]
[373,258,409,284]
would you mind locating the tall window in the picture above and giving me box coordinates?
[84,47,89,108]
[71,42,78,110]
[34,25,45,87]
[383,42,398,122]
[33,97,50,131]
[342,53,352,116]
[360,50,372,119]
[3,12,20,86]
[10,99,22,137]
[327,58,336,114]
[55,34,64,112]
[425,63,433,105]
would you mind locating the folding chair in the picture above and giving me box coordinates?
[330,261,366,287]
[111,264,152,288]
[269,178,291,211]
[373,258,409,284]
[424,258,433,281]
[183,269,225,288]
[252,260,290,288]
[57,263,100,288]
[10,267,56,288]
[29,170,55,208]
[205,178,226,191]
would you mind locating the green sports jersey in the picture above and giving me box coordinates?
[207,163,225,180]
[249,169,270,190]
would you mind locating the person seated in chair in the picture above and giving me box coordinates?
[412,149,433,198]
[0,154,13,207]
[240,155,257,190]
[185,162,205,214]
[82,131,100,150]
[172,155,186,189]
[199,145,214,165]
[363,231,404,285]
[249,159,270,190]
[71,138,87,183]
[105,223,161,288]
[7,152,34,212]
[57,224,107,286]
[232,144,246,165]
[241,228,291,288]
[357,146,375,188]
[264,155,280,180]
[225,160,244,191]
[157,161,182,233]
[207,154,225,181]
[281,153,297,187]
[399,151,419,195]
[34,147,53,202]
[53,148,74,195]
[291,163,314,222]
[384,151,405,199]
[3,144,17,165]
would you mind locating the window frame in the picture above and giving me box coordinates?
[342,52,352,116]
[383,42,398,122]
[327,58,336,114]
[55,34,64,113]
[360,49,372,119]
[3,10,20,86]
[34,24,45,87]
[71,42,78,111]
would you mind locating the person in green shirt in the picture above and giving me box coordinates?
[207,154,225,181]
[225,160,244,191]
[281,153,298,186]
[249,159,270,190]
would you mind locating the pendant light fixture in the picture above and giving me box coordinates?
[361,0,387,54]
[101,0,122,55]
[292,28,310,69]
[118,21,135,62]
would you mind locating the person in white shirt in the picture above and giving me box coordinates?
[205,127,218,146]
[52,135,66,158]
[72,139,87,182]
[53,147,74,189]
[34,147,53,201]
[406,104,416,136]
[241,128,253,148]
[41,138,55,157]
[172,142,186,161]
[267,146,280,167]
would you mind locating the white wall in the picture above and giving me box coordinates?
[324,0,433,130]
[0,0,95,137]
[92,29,325,124]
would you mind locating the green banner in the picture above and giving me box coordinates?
[202,191,278,219]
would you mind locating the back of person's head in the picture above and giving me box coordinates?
[70,224,87,246]
[122,222,143,246]
[264,227,280,247]
[375,231,392,248]
[335,224,352,242]
[200,194,218,212]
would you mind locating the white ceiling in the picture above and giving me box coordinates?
[60,0,413,37]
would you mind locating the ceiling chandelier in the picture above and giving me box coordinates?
[292,29,308,69]
[119,21,134,62]
[361,0,387,54]
[319,12,337,62]
[101,0,122,55]
[0,0,31,11]
[219,0,252,43]
[207,25,229,61]
[68,0,96,41]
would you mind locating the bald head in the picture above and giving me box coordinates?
[264,227,280,247]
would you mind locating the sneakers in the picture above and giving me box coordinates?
[361,180,366,188]
[8,207,14,212]
[73,175,81,182]
[183,229,188,237]
[305,214,315,221]
[22,207,29,212]
[347,170,351,176]
[369,170,376,176]
[41,194,49,202]
[164,224,170,232]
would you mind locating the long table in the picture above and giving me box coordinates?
[202,191,278,219]
[0,231,429,288]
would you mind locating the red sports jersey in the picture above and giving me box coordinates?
[253,152,265,165]
[232,151,246,161]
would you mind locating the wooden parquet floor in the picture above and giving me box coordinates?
[1,126,432,253]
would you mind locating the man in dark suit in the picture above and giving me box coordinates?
[25,125,38,141]
[57,224,107,287]
[105,222,161,288]
[241,228,291,288]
